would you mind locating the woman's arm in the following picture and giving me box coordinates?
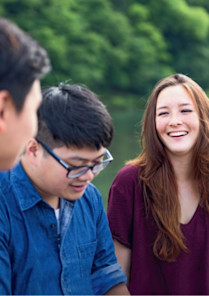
[113,239,131,284]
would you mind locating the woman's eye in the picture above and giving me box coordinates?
[157,111,169,116]
[181,109,192,113]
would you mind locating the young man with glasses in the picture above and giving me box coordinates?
[0,84,129,295]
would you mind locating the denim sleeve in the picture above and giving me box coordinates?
[90,186,127,295]
[0,190,12,295]
[92,263,127,295]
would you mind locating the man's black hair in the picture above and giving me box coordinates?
[37,84,114,150]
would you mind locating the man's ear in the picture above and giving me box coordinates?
[21,139,42,169]
[25,138,40,160]
[0,90,13,132]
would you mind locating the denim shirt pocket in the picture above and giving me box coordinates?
[77,240,97,278]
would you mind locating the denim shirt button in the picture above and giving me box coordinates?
[50,223,56,229]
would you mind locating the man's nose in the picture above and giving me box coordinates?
[78,167,95,181]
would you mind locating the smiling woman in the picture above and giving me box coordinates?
[107,73,209,295]
[155,84,200,159]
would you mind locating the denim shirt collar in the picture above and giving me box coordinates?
[10,162,46,211]
[10,162,75,212]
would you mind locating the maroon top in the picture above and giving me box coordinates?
[107,165,209,295]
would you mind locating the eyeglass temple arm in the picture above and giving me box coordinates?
[36,138,69,170]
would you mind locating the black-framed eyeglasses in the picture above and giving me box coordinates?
[36,139,113,178]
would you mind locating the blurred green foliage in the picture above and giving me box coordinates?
[93,107,143,207]
[1,0,209,100]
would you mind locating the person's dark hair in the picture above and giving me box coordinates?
[37,83,114,150]
[128,73,209,262]
[0,18,51,112]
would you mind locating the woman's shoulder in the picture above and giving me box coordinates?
[110,164,142,200]
[114,164,140,183]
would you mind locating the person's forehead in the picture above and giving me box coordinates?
[53,145,106,161]
[156,85,194,106]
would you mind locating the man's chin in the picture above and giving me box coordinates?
[65,192,85,201]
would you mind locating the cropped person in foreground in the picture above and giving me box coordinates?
[0,83,129,295]
[0,17,51,170]
[108,73,209,295]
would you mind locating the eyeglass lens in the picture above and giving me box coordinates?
[67,161,110,178]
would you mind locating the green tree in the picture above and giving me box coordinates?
[140,0,209,90]
[1,0,209,99]
[186,0,209,12]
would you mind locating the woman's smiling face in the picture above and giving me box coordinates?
[155,84,200,159]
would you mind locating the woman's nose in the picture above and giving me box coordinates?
[169,113,182,126]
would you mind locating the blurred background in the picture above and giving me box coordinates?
[2,0,209,207]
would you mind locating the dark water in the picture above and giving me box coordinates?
[93,108,143,209]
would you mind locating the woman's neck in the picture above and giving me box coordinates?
[167,153,200,224]
[168,153,194,182]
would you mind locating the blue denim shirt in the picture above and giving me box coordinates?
[0,163,126,295]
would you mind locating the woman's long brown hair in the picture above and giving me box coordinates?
[127,74,209,262]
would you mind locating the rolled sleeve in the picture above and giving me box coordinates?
[92,263,127,295]
[90,186,127,295]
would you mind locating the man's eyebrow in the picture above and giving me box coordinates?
[67,152,106,162]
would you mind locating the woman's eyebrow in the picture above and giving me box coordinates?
[156,106,168,111]
[156,103,192,111]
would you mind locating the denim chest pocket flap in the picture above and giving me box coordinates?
[77,240,97,258]
[77,240,97,277]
